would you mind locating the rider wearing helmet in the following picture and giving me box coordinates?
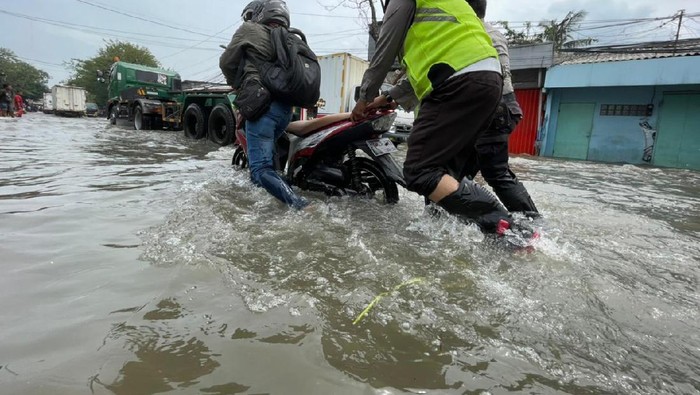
[220,0,309,210]
[351,0,516,234]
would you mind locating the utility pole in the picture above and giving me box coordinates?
[673,9,685,55]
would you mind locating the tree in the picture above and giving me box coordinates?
[538,10,597,50]
[497,21,543,46]
[66,40,160,106]
[0,48,50,100]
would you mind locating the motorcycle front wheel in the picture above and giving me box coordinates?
[343,157,399,204]
[232,146,248,169]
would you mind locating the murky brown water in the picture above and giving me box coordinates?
[1,113,698,394]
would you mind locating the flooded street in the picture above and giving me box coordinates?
[1,113,698,394]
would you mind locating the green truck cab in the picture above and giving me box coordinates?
[102,61,182,130]
[100,61,239,146]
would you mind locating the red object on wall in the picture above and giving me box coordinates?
[509,89,541,155]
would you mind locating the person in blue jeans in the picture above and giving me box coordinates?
[245,101,308,209]
[220,0,308,209]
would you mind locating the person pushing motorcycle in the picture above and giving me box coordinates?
[352,0,525,235]
[220,0,309,210]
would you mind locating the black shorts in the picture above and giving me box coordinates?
[403,71,503,196]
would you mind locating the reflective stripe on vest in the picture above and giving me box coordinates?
[403,0,498,100]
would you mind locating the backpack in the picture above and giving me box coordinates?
[255,27,321,108]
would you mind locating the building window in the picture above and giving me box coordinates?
[600,104,651,117]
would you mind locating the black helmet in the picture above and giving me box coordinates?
[248,0,290,28]
[241,1,264,22]
[467,0,487,19]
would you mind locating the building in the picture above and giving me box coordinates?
[539,39,700,170]
[509,42,555,155]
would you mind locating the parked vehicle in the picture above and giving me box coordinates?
[42,93,53,114]
[98,61,241,146]
[384,107,414,145]
[315,52,368,116]
[100,61,182,130]
[52,85,87,117]
[85,102,99,117]
[232,109,405,203]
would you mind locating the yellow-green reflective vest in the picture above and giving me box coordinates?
[403,0,498,100]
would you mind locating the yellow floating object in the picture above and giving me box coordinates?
[353,278,424,325]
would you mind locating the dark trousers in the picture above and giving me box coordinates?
[467,140,538,213]
[403,71,502,196]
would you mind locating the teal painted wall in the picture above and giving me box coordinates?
[541,85,700,168]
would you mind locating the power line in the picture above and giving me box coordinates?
[160,21,240,60]
[0,10,215,43]
[75,0,230,40]
[0,10,222,51]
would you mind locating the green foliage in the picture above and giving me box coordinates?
[0,48,50,100]
[66,40,160,106]
[498,10,597,50]
[538,11,597,50]
[497,21,543,46]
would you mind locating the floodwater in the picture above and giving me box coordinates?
[1,113,698,395]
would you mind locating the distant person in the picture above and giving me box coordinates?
[461,0,538,214]
[0,84,13,117]
[14,91,25,117]
[220,0,309,210]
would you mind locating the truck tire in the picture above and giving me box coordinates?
[207,104,235,146]
[183,103,206,139]
[133,105,148,130]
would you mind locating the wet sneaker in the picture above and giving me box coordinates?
[496,219,540,252]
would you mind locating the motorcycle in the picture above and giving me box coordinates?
[232,110,405,204]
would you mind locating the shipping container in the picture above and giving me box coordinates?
[51,85,87,117]
[316,53,369,115]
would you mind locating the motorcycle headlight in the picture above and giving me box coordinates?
[371,112,397,132]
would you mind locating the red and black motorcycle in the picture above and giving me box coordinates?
[232,110,405,203]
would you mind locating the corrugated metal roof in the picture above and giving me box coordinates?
[557,38,700,65]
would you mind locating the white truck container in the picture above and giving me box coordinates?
[42,92,54,114]
[316,52,369,115]
[51,85,87,117]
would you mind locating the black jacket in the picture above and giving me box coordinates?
[219,22,274,89]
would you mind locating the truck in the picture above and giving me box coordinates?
[42,92,53,114]
[51,85,87,117]
[315,52,369,116]
[99,61,239,146]
[101,61,182,131]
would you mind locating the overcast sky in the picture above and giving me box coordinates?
[1,0,697,86]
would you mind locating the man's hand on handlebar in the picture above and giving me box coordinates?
[350,95,398,122]
[366,94,398,112]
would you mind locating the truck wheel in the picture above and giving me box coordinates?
[109,106,118,125]
[207,104,235,146]
[183,104,206,139]
[133,105,147,130]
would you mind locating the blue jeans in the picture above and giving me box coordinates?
[245,101,308,209]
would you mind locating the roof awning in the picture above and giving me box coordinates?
[545,56,700,88]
